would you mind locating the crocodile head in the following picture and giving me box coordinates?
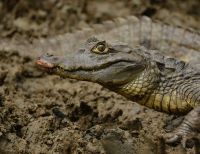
[36,37,147,87]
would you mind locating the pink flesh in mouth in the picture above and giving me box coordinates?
[36,58,54,68]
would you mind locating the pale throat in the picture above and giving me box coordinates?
[117,64,160,103]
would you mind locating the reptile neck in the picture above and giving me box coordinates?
[116,62,160,102]
[113,63,199,114]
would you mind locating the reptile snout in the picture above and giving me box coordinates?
[36,53,57,68]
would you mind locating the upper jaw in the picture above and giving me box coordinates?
[36,53,63,69]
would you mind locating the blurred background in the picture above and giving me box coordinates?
[0,0,199,39]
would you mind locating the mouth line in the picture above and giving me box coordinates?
[36,57,136,74]
[57,59,135,73]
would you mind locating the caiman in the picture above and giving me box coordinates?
[1,15,199,146]
[36,36,200,146]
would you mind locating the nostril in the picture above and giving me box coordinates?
[45,53,53,57]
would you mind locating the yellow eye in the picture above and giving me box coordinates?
[92,42,109,54]
[97,44,106,52]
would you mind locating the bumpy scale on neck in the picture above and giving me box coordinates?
[116,62,197,114]
[117,61,162,109]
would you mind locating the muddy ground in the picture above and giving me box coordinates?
[0,0,200,154]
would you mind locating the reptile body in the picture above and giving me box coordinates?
[36,37,200,145]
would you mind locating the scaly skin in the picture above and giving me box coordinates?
[36,37,200,146]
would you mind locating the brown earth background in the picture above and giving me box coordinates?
[0,0,200,154]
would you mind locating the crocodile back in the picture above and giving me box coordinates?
[0,16,199,63]
[94,16,200,63]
